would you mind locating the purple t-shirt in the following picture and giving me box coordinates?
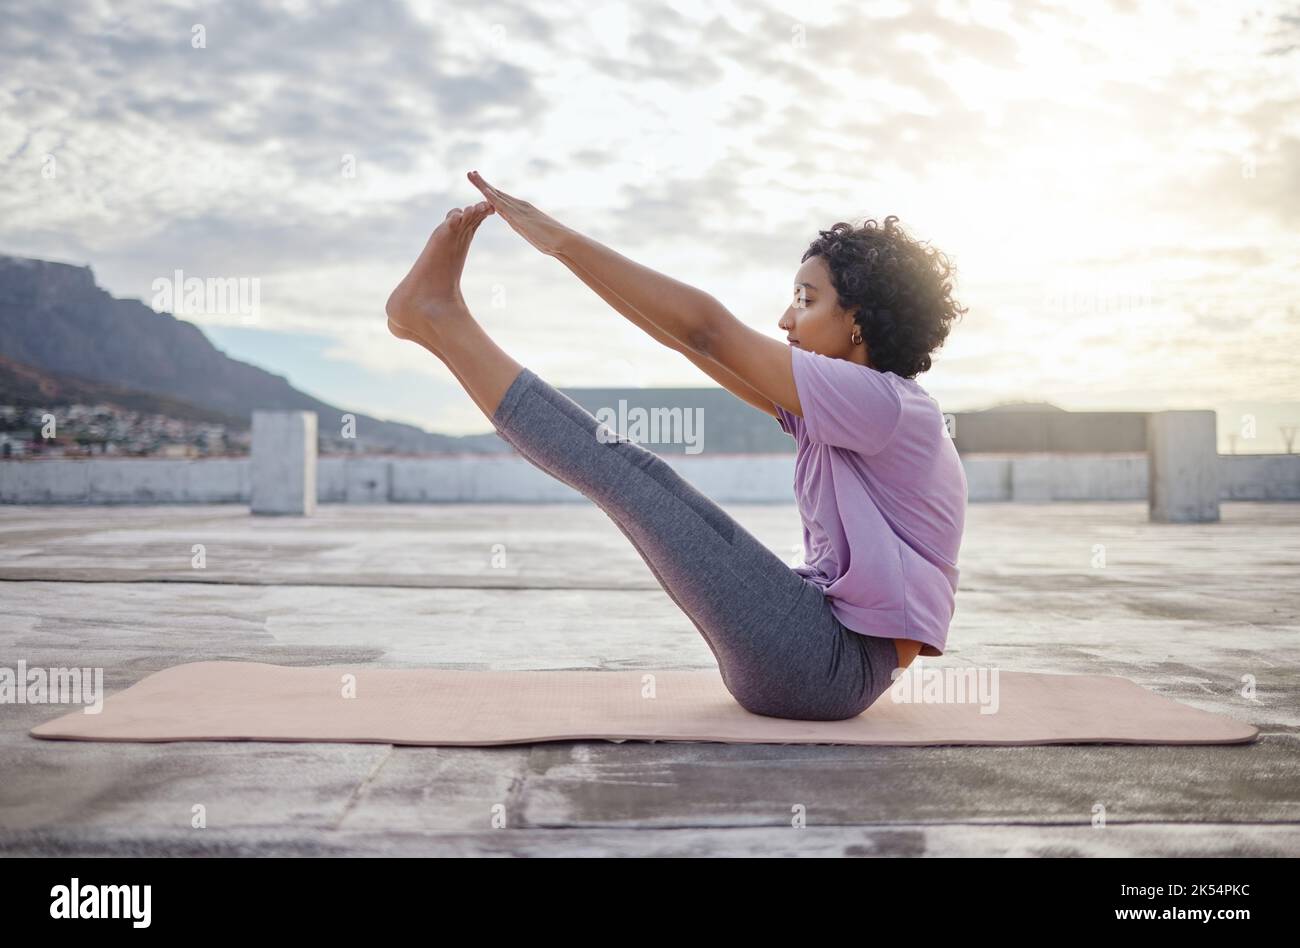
[775,345,967,656]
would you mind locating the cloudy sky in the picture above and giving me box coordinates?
[2,0,1298,449]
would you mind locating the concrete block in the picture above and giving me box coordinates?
[88,459,188,503]
[316,457,348,502]
[343,457,391,503]
[1219,454,1300,500]
[1148,411,1219,522]
[251,411,317,515]
[0,459,91,503]
[182,458,249,503]
[1010,456,1053,501]
[963,457,1012,501]
[1049,454,1148,501]
[389,456,583,503]
[663,455,794,503]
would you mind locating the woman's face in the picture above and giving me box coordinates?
[778,256,869,365]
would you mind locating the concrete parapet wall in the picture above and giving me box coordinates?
[2,452,1297,504]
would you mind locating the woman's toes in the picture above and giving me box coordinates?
[448,204,479,232]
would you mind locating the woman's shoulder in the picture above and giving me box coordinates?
[882,371,945,414]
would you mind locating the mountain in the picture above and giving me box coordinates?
[977,401,1067,413]
[0,255,508,454]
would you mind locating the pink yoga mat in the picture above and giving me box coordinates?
[28,661,1259,747]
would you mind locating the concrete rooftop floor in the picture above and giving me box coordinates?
[1,500,1297,857]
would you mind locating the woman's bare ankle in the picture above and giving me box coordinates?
[386,296,471,353]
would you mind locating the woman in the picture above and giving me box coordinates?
[385,170,968,722]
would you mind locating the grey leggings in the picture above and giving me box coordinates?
[491,367,901,721]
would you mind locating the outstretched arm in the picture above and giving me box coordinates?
[466,170,803,417]
[552,231,800,416]
[551,249,780,418]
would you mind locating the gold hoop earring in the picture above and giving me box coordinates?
[850,330,863,345]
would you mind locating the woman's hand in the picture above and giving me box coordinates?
[467,170,572,257]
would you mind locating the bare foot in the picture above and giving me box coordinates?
[386,201,495,348]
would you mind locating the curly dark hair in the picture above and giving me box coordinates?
[802,216,966,378]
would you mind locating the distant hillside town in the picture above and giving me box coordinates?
[0,399,423,459]
[0,402,245,459]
